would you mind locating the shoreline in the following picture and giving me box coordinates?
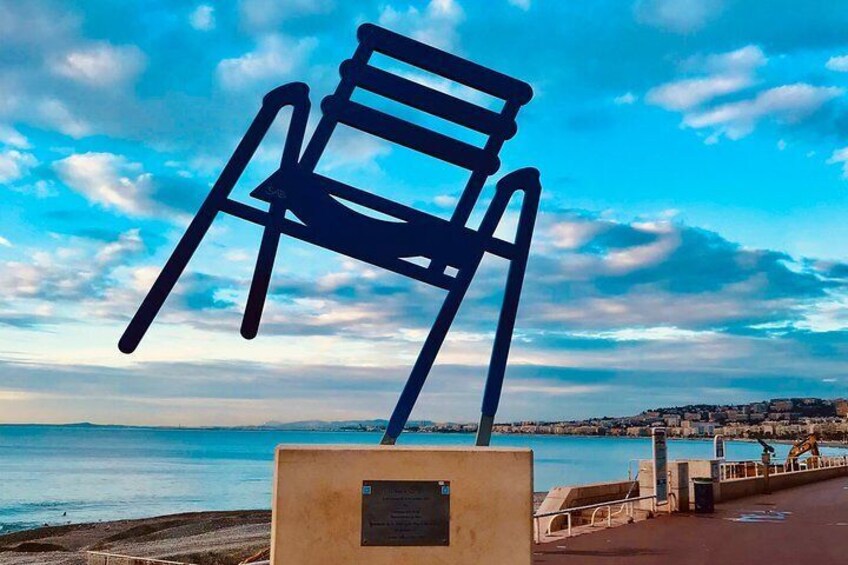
[3,423,847,445]
[0,510,271,565]
[2,424,846,448]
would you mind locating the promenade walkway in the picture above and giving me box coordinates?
[533,476,848,564]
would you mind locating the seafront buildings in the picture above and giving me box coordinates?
[421,398,848,441]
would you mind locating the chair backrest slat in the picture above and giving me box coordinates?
[299,23,532,231]
[357,24,532,105]
[345,62,515,138]
[323,98,500,174]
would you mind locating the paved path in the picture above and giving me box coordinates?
[533,476,848,564]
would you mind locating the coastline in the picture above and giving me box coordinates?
[0,510,271,565]
[3,423,845,448]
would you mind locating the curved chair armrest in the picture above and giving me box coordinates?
[258,82,312,169]
[262,82,311,110]
[495,167,542,197]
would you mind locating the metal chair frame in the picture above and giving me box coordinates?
[118,24,542,446]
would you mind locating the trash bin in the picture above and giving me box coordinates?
[692,478,714,513]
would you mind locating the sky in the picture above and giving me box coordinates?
[1,0,847,427]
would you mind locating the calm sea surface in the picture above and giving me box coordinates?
[1,425,842,533]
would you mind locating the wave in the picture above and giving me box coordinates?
[0,520,45,534]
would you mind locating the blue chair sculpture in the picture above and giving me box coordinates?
[118,24,542,447]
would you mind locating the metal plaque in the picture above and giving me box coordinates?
[361,480,450,546]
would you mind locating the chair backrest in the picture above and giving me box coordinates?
[298,23,534,228]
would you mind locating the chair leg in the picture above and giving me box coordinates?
[381,170,540,445]
[118,101,286,354]
[475,239,531,446]
[241,201,285,339]
[118,200,223,354]
[380,275,474,445]
[475,173,540,446]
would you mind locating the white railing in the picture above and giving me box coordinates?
[589,498,638,527]
[533,494,658,543]
[720,454,848,481]
[86,551,195,565]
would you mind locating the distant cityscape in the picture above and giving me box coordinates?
[356,397,848,442]
[483,397,848,442]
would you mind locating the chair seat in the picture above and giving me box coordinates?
[250,167,476,267]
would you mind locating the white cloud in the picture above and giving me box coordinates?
[683,84,843,140]
[648,46,843,143]
[216,34,317,90]
[825,55,848,72]
[95,229,144,266]
[434,194,458,208]
[189,5,215,30]
[635,0,724,33]
[0,150,37,183]
[508,0,531,10]
[0,230,146,303]
[50,43,146,87]
[701,44,766,74]
[648,74,752,111]
[224,249,252,262]
[647,45,765,111]
[570,326,719,342]
[37,99,91,138]
[0,125,30,148]
[54,152,201,218]
[0,236,12,248]
[379,0,465,51]
[54,152,155,215]
[613,92,636,105]
[795,290,848,332]
[777,139,787,151]
[826,146,848,178]
[317,128,391,171]
[549,220,603,250]
[604,222,680,274]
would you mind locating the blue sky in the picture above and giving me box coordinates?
[1,0,847,426]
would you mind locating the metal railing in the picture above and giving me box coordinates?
[720,454,848,481]
[533,494,657,543]
[86,551,195,565]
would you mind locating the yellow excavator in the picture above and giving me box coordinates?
[785,432,820,470]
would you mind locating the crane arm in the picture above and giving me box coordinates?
[785,433,819,464]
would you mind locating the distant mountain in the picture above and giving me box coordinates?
[0,420,441,432]
[257,419,435,431]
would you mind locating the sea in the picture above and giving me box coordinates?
[0,425,843,534]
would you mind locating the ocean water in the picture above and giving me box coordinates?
[0,425,840,533]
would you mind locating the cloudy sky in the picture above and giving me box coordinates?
[1,0,847,427]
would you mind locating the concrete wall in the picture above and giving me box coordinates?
[639,460,698,511]
[685,459,720,509]
[640,457,848,508]
[537,480,638,533]
[719,464,848,502]
[271,445,533,565]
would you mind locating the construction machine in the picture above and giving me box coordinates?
[785,432,820,470]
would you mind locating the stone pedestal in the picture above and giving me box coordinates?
[271,445,533,565]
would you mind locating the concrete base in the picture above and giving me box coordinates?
[271,445,533,565]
